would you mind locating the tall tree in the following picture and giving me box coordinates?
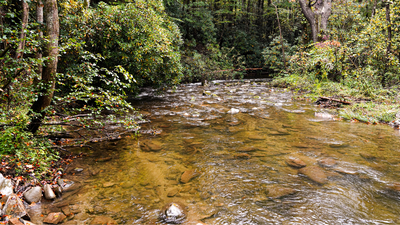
[298,0,332,42]
[28,0,59,133]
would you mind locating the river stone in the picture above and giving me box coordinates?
[286,158,306,168]
[298,166,328,185]
[43,212,66,224]
[236,147,258,152]
[334,167,358,175]
[167,188,180,197]
[159,202,187,224]
[89,215,117,225]
[234,153,251,159]
[387,183,400,192]
[9,218,24,225]
[318,158,337,168]
[140,140,163,152]
[227,108,240,114]
[360,153,376,160]
[23,186,42,204]
[180,170,201,183]
[103,182,115,188]
[2,194,29,220]
[44,184,56,200]
[0,175,13,197]
[58,179,77,192]
[266,185,297,199]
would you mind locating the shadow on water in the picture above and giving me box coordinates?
[32,80,400,224]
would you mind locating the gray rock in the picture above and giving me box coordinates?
[0,175,13,197]
[159,202,187,224]
[2,194,30,220]
[58,179,75,192]
[44,184,56,200]
[23,186,42,204]
[53,185,63,197]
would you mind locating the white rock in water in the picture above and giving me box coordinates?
[227,108,240,114]
[166,204,182,217]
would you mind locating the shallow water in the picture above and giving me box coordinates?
[37,80,400,224]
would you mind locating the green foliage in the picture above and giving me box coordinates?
[74,0,183,90]
[262,36,296,74]
[181,44,243,83]
[0,112,58,175]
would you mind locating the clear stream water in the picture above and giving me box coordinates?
[35,80,400,224]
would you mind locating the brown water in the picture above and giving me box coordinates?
[35,80,400,224]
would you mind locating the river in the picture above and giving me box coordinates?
[33,80,400,224]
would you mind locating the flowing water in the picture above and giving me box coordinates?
[35,80,400,224]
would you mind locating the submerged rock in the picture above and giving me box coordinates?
[140,140,163,152]
[265,185,297,199]
[167,188,180,197]
[318,158,337,168]
[159,202,187,224]
[89,215,117,225]
[43,212,66,224]
[360,153,376,160]
[227,108,240,114]
[58,179,77,192]
[23,186,42,204]
[286,157,307,168]
[298,166,328,185]
[180,170,201,183]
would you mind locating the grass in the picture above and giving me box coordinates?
[271,74,400,125]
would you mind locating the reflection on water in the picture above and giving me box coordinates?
[40,81,400,224]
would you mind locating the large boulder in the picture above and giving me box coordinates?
[159,202,187,224]
[298,166,328,185]
[23,186,42,204]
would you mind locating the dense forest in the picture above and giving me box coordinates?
[0,0,399,175]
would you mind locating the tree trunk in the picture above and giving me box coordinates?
[299,0,331,43]
[317,0,331,31]
[385,2,391,54]
[16,0,29,59]
[28,0,59,133]
[36,0,44,78]
[299,0,317,42]
[273,3,286,71]
[371,0,377,17]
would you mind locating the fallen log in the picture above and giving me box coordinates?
[315,97,351,105]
